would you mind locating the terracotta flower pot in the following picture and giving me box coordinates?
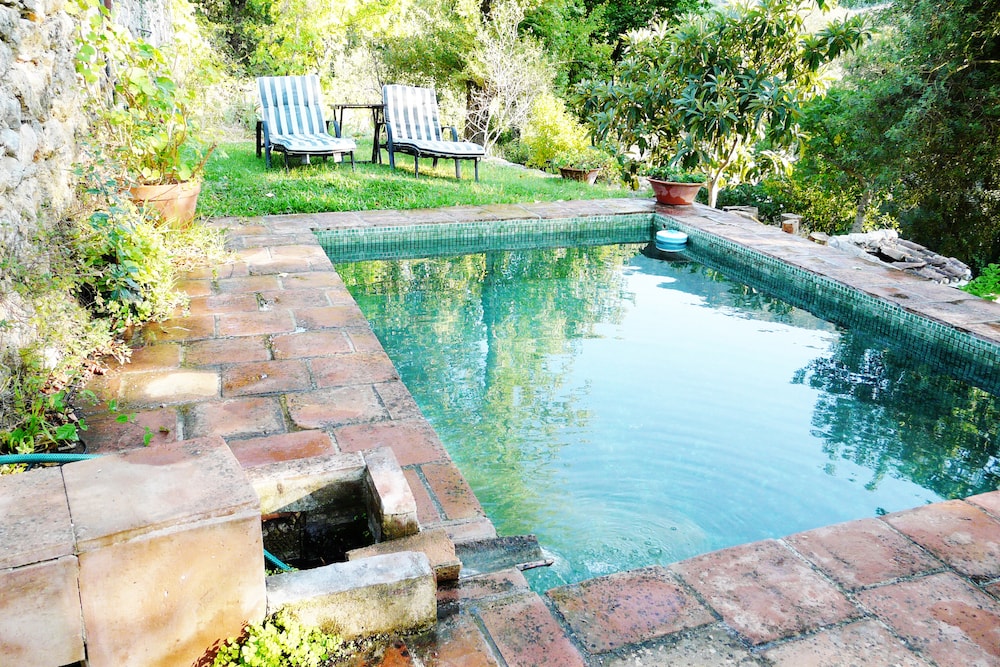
[648,178,704,206]
[559,166,601,185]
[128,180,202,228]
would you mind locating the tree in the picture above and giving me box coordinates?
[579,0,869,207]
[808,0,1000,269]
[465,0,553,151]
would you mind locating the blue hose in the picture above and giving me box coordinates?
[0,453,101,464]
[263,549,293,572]
[2,452,295,573]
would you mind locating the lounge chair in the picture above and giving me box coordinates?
[382,84,485,181]
[256,75,356,170]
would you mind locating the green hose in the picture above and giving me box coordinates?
[0,453,101,464]
[2,452,295,573]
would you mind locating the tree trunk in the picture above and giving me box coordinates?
[707,178,721,209]
[852,187,873,233]
[465,80,489,146]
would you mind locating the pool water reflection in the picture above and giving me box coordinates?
[340,243,1000,591]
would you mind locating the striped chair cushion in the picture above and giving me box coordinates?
[383,84,484,156]
[269,133,356,155]
[257,75,356,154]
[392,139,485,157]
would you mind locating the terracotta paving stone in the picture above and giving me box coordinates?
[184,336,271,366]
[477,592,587,667]
[257,288,332,309]
[285,386,388,429]
[445,517,498,544]
[403,468,443,526]
[78,374,122,415]
[593,623,759,667]
[420,462,485,522]
[115,343,181,372]
[670,539,860,645]
[549,566,715,653]
[375,382,424,420]
[80,407,179,453]
[119,369,220,407]
[248,256,316,275]
[221,359,312,397]
[270,244,331,261]
[410,612,500,667]
[184,396,286,439]
[346,327,387,353]
[227,430,337,468]
[214,274,281,293]
[217,310,296,337]
[438,569,530,606]
[281,271,345,290]
[328,285,362,305]
[785,518,943,590]
[186,292,260,315]
[883,500,1000,581]
[234,232,319,248]
[857,572,1000,666]
[0,466,75,568]
[967,490,1000,519]
[137,314,216,343]
[271,331,353,359]
[293,304,370,329]
[312,352,400,388]
[234,247,270,264]
[175,278,213,297]
[762,619,931,666]
[986,581,1000,600]
[335,420,449,466]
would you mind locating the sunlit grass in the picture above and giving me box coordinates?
[199,140,636,218]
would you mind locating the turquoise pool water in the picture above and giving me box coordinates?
[339,243,1000,590]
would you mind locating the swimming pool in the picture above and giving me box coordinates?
[334,235,1000,591]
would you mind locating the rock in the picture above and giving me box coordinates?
[830,230,972,285]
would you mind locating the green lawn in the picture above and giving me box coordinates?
[198,140,636,218]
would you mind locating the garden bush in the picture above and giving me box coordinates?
[520,91,591,170]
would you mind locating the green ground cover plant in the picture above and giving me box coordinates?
[211,612,349,667]
[198,141,635,218]
[963,264,1000,301]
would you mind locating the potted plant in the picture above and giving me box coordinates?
[101,41,214,227]
[552,147,616,185]
[645,166,706,206]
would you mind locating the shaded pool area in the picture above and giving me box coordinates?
[337,241,1000,590]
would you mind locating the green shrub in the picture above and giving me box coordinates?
[501,139,532,166]
[963,264,1000,301]
[520,92,590,169]
[644,166,706,183]
[212,612,347,667]
[77,200,184,332]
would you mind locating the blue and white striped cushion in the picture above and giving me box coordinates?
[257,75,355,154]
[269,133,356,155]
[393,139,485,157]
[383,84,484,157]
[383,85,444,143]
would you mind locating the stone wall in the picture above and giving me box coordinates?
[0,0,82,352]
[0,0,170,356]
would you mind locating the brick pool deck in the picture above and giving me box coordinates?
[81,199,1000,666]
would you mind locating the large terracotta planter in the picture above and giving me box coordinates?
[559,166,601,185]
[129,180,201,228]
[648,178,704,206]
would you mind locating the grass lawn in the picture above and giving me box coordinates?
[198,140,638,218]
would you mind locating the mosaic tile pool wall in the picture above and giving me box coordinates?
[317,214,1000,395]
